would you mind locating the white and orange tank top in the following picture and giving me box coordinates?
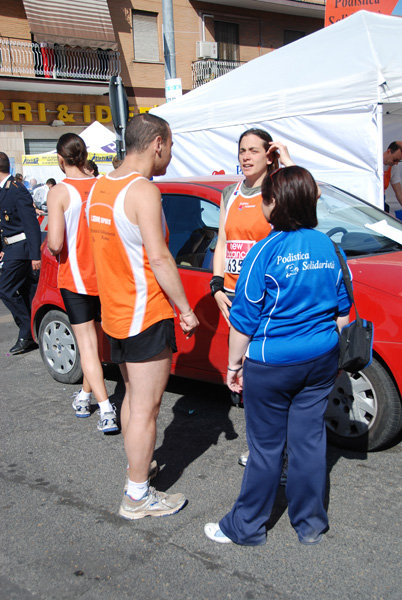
[86,172,174,340]
[57,177,98,295]
[223,181,271,293]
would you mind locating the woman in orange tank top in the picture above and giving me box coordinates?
[210,129,294,324]
[210,128,295,467]
[47,134,118,434]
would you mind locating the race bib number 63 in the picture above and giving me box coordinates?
[225,240,255,275]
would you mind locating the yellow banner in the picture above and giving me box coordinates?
[88,153,114,163]
[22,153,114,166]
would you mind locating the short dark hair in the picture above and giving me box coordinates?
[56,133,87,168]
[238,128,279,174]
[125,113,170,154]
[0,152,10,174]
[86,159,99,177]
[15,173,24,182]
[261,166,318,231]
[46,178,56,186]
[388,141,402,153]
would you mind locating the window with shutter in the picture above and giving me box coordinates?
[132,11,160,62]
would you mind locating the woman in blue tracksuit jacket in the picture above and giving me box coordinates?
[205,166,352,546]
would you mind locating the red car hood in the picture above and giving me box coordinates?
[349,251,402,298]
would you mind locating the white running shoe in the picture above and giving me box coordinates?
[97,406,119,433]
[204,523,232,544]
[72,390,91,418]
[119,487,187,520]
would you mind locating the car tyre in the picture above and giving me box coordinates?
[326,358,402,451]
[38,310,83,384]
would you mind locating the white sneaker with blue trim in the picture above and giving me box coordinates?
[204,523,232,544]
[119,486,187,520]
[72,390,91,418]
[97,406,119,433]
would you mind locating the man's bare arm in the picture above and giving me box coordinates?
[125,179,199,334]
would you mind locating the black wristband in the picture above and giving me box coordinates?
[210,275,224,297]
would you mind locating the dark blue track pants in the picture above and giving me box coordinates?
[220,345,339,546]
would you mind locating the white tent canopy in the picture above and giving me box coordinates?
[75,120,116,154]
[23,121,116,184]
[151,11,402,210]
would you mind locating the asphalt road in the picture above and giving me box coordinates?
[1,300,402,600]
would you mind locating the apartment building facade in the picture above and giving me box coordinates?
[0,0,325,171]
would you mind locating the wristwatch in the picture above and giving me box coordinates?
[210,275,224,297]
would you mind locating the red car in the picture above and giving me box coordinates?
[31,176,402,452]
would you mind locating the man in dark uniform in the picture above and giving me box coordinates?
[0,152,42,354]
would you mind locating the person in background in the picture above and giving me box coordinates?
[29,178,41,192]
[46,133,118,434]
[205,166,351,546]
[33,178,56,214]
[87,113,199,520]
[15,173,24,184]
[85,159,100,178]
[209,128,294,470]
[383,141,402,211]
[0,152,41,354]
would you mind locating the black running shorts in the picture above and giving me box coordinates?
[106,318,177,364]
[60,288,101,325]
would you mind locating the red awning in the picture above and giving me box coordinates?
[22,0,117,50]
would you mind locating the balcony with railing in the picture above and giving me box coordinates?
[192,59,242,89]
[0,37,120,82]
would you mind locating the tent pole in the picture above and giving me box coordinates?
[377,103,384,210]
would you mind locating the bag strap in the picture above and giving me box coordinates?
[332,241,362,324]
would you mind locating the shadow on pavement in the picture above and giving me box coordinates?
[154,377,238,491]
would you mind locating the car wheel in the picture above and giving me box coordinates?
[38,310,83,384]
[325,358,402,451]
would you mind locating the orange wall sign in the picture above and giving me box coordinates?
[325,0,401,26]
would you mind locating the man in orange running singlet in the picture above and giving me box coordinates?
[87,114,199,520]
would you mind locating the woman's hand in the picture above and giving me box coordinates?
[269,141,294,167]
[213,290,232,326]
[227,326,250,392]
[227,366,243,393]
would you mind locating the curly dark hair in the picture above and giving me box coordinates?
[261,166,318,231]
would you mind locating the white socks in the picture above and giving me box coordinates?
[77,391,113,416]
[127,479,149,501]
[98,399,114,416]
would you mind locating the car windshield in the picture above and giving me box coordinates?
[317,184,402,257]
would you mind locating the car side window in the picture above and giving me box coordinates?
[161,194,220,270]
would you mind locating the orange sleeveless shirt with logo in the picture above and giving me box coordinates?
[87,172,174,339]
[224,182,272,292]
[58,177,98,295]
